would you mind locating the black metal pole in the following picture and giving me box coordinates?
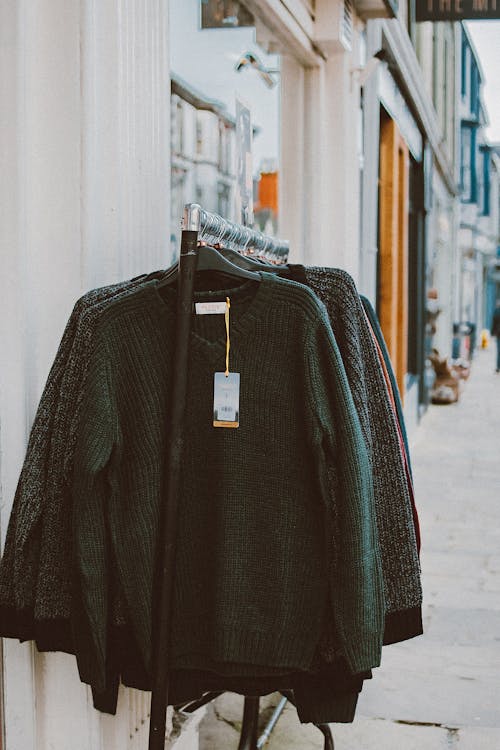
[317,724,335,750]
[237,697,260,750]
[148,229,198,750]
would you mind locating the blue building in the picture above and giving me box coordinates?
[457,26,500,353]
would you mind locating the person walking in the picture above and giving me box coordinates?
[491,300,500,373]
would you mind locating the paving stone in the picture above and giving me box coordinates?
[455,727,500,749]
[322,718,452,750]
[268,714,453,750]
[422,606,500,647]
[357,665,500,728]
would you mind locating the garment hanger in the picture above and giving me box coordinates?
[218,246,288,272]
[158,243,261,286]
[218,246,269,269]
[158,244,288,287]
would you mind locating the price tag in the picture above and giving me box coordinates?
[195,301,227,315]
[213,372,240,428]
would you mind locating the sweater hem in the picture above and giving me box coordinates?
[383,606,423,645]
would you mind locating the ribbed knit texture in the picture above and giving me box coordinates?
[88,620,365,721]
[70,272,384,695]
[0,280,140,623]
[287,266,422,644]
[0,267,421,650]
[360,294,413,479]
[0,275,157,635]
[0,268,389,723]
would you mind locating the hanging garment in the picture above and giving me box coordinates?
[286,266,422,645]
[0,270,374,724]
[92,619,365,722]
[361,310,420,552]
[0,273,162,647]
[0,266,426,725]
[69,272,384,702]
[360,294,413,479]
[0,270,421,651]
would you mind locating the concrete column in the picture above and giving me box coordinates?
[322,48,363,280]
[359,20,383,301]
[297,51,362,274]
[359,67,382,300]
[280,6,365,276]
[279,54,306,261]
[81,0,171,289]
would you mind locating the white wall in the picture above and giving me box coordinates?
[280,22,365,274]
[0,1,171,748]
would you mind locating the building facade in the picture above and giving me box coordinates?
[170,75,237,261]
[1,2,497,749]
[359,12,459,428]
[457,27,500,353]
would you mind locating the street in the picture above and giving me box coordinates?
[200,344,500,749]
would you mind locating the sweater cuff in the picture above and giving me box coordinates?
[0,604,34,641]
[0,605,75,654]
[92,676,120,715]
[383,606,423,645]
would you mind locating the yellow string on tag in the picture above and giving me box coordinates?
[225,297,231,377]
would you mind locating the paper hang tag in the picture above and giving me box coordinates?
[195,301,228,315]
[213,372,240,428]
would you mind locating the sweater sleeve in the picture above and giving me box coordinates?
[0,297,88,634]
[305,316,385,674]
[70,330,118,694]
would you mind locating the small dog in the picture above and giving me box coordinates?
[429,349,462,404]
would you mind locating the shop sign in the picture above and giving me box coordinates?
[416,0,500,21]
[201,0,254,28]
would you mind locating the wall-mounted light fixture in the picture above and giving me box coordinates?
[235,52,279,89]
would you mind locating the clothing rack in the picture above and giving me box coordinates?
[192,204,289,262]
[148,203,334,750]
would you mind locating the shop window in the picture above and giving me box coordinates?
[218,122,233,175]
[481,147,491,216]
[461,30,480,121]
[461,31,469,99]
[470,61,480,119]
[460,124,477,204]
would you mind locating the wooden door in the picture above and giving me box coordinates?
[378,110,410,400]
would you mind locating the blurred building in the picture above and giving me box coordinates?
[170,75,237,261]
[457,27,500,348]
[485,144,500,325]
[413,19,460,398]
[358,9,460,426]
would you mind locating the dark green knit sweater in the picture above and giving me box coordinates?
[71,272,384,695]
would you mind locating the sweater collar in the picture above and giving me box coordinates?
[147,271,278,356]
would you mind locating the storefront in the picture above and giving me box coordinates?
[360,16,459,429]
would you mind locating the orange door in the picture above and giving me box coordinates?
[378,110,410,400]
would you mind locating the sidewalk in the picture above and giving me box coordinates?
[198,345,500,749]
